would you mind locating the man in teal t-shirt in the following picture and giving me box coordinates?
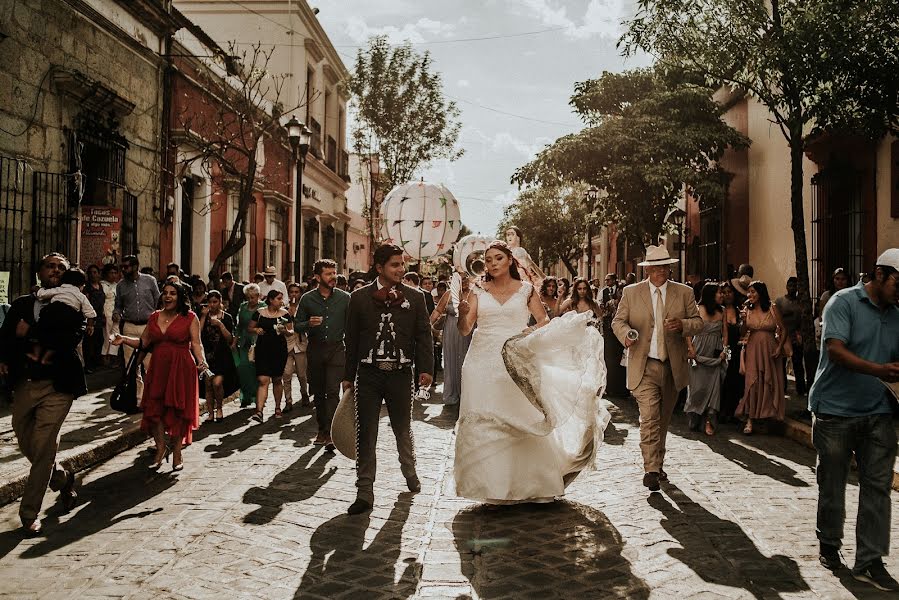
[809,249,899,590]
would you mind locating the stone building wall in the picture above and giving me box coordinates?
[0,0,169,273]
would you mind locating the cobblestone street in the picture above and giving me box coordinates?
[1,389,897,599]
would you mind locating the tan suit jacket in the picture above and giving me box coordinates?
[611,280,703,391]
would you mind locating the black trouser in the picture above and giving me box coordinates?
[783,338,817,395]
[82,320,105,369]
[354,365,416,502]
[307,340,345,435]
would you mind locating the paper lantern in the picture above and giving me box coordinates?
[379,181,461,261]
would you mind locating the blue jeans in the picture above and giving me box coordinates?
[813,412,897,570]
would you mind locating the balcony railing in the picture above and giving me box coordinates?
[309,118,322,160]
[339,150,350,182]
[325,135,337,172]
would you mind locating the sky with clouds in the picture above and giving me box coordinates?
[317,0,650,236]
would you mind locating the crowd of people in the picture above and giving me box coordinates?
[1,243,897,594]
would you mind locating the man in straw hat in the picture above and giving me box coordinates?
[612,245,703,492]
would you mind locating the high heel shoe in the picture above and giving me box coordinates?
[149,446,171,470]
[215,408,224,422]
[743,419,753,435]
[172,460,184,472]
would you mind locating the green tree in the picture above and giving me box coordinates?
[513,68,748,245]
[498,185,591,276]
[621,0,899,357]
[348,36,463,193]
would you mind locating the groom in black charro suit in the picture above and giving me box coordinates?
[342,243,434,515]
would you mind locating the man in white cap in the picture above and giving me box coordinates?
[259,266,288,299]
[809,248,899,590]
[612,245,703,492]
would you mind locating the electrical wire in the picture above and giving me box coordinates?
[0,66,55,137]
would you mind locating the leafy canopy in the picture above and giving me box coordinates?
[348,36,463,192]
[513,68,748,244]
[621,0,899,141]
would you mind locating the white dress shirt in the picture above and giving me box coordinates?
[648,281,668,361]
[259,278,289,299]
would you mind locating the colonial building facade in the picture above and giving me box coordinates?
[175,0,351,280]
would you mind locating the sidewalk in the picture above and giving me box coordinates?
[0,367,228,506]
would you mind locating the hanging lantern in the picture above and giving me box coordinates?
[379,181,462,261]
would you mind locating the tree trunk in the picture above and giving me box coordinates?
[787,127,817,377]
[208,172,255,285]
[561,255,579,277]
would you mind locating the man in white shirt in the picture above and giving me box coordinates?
[259,266,288,299]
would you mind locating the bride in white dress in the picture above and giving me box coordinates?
[454,241,610,504]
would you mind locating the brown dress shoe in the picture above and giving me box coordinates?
[643,472,661,491]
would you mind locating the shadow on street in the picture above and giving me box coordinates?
[451,500,650,599]
[295,492,419,599]
[649,483,810,599]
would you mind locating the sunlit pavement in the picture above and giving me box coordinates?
[0,387,895,599]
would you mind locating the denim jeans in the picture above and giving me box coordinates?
[813,412,897,570]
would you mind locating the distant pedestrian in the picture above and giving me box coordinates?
[683,282,729,435]
[729,264,754,307]
[199,290,238,423]
[283,283,311,410]
[539,276,560,318]
[810,249,899,589]
[100,263,119,366]
[297,259,348,447]
[218,271,244,318]
[113,255,160,404]
[248,289,291,422]
[336,274,349,292]
[430,278,472,406]
[625,272,637,286]
[112,281,205,472]
[816,267,851,319]
[557,278,571,303]
[0,253,84,535]
[559,277,600,318]
[235,283,264,408]
[189,278,208,314]
[735,281,788,434]
[259,265,288,298]
[83,265,107,372]
[776,276,816,395]
[719,282,745,422]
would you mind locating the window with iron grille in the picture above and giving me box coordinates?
[810,165,866,305]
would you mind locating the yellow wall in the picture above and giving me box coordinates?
[745,101,817,299]
[876,135,899,255]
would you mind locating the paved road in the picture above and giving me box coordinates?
[0,389,896,599]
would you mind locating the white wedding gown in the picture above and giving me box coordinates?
[453,281,610,504]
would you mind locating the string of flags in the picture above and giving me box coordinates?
[388,219,456,228]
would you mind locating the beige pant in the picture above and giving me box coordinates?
[122,322,151,402]
[633,358,679,473]
[282,351,309,403]
[12,380,74,522]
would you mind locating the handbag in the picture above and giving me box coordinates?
[110,345,141,414]
[248,343,256,363]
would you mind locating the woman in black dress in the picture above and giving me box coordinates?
[199,290,238,423]
[83,264,107,372]
[719,281,745,422]
[248,289,291,422]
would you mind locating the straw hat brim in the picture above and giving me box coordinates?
[330,387,356,459]
[637,257,679,267]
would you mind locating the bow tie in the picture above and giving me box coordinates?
[373,285,406,308]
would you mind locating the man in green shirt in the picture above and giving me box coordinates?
[295,259,350,449]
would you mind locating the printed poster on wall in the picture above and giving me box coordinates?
[0,271,9,304]
[80,206,123,268]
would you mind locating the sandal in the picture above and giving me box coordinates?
[251,411,264,423]
[215,408,224,421]
[274,408,283,418]
[704,419,715,436]
[743,419,753,435]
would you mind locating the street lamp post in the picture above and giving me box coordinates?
[669,208,687,282]
[585,187,600,281]
[286,116,311,282]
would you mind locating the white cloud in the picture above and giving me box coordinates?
[457,79,471,87]
[473,129,552,159]
[491,189,519,207]
[508,0,629,40]
[344,16,456,45]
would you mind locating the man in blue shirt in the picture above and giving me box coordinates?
[295,259,350,449]
[809,248,899,590]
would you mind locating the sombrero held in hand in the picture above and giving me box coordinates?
[331,386,356,459]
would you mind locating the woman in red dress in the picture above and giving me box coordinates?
[113,280,207,471]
